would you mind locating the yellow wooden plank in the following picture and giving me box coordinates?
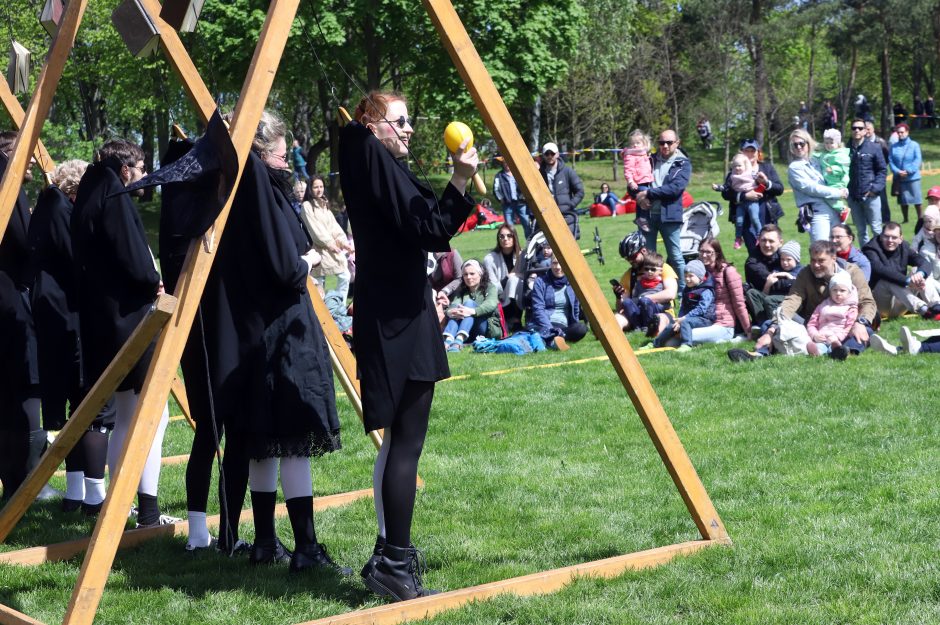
[0,603,46,625]
[0,80,55,177]
[422,0,727,543]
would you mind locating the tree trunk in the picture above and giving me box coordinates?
[841,46,858,130]
[880,34,893,134]
[748,0,768,145]
[806,24,817,136]
[363,9,381,90]
[141,110,155,202]
[529,94,542,152]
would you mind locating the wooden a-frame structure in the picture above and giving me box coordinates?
[0,0,729,623]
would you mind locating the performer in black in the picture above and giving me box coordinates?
[0,133,45,500]
[339,92,478,600]
[71,140,170,523]
[191,111,344,572]
[29,159,110,510]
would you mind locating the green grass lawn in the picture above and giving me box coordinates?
[3,135,940,624]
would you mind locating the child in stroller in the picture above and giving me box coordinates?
[678,202,722,262]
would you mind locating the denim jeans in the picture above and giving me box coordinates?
[848,195,883,245]
[809,203,842,243]
[503,201,533,240]
[442,300,487,342]
[735,202,761,239]
[689,323,735,345]
[654,315,712,347]
[314,270,350,305]
[620,296,664,331]
[645,213,685,292]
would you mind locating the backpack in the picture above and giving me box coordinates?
[472,331,546,355]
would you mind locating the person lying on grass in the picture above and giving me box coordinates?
[728,239,876,362]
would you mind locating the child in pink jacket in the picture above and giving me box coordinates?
[623,129,653,192]
[806,271,858,356]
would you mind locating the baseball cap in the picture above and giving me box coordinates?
[542,142,559,155]
[927,185,940,200]
[740,138,761,151]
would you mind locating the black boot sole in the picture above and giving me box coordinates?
[363,573,408,602]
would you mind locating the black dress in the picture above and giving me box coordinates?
[198,153,340,460]
[0,152,39,431]
[71,158,161,394]
[28,185,82,430]
[338,122,474,432]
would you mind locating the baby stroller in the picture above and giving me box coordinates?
[679,201,722,261]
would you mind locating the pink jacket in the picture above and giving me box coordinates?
[806,289,859,343]
[623,148,653,185]
[712,264,750,331]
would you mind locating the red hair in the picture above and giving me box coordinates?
[354,91,406,125]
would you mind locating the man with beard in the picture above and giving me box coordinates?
[71,140,173,524]
[728,240,876,361]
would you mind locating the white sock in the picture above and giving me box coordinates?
[84,477,106,506]
[280,457,312,500]
[249,458,278,492]
[186,511,211,548]
[65,471,85,500]
[372,433,390,539]
[138,402,169,496]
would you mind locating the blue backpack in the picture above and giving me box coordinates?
[472,331,546,355]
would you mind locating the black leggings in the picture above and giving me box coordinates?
[382,380,434,547]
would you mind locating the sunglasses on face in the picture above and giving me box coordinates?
[851,126,865,131]
[386,116,413,129]
[543,151,556,156]
[658,140,675,146]
[791,141,807,148]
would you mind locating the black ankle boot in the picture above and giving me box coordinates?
[360,535,386,579]
[249,537,292,565]
[290,542,353,575]
[364,543,439,602]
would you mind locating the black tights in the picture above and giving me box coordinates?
[381,380,434,547]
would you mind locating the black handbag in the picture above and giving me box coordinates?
[795,203,814,233]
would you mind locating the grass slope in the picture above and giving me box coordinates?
[2,134,940,624]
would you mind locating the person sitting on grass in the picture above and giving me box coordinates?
[863,221,940,319]
[528,256,587,351]
[442,259,501,352]
[830,224,871,281]
[728,240,876,362]
[870,325,940,356]
[744,225,790,326]
[618,251,667,338]
[647,260,715,352]
[483,224,527,330]
[693,238,751,344]
[612,230,678,333]
[805,272,858,356]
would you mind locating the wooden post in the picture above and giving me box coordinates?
[422,0,728,543]
[0,295,177,542]
[61,3,300,624]
[0,0,88,243]
[0,79,56,178]
[169,376,196,432]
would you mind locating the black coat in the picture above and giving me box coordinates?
[28,185,81,428]
[339,121,474,432]
[723,160,785,228]
[862,237,931,289]
[71,158,161,393]
[199,153,340,459]
[0,152,38,430]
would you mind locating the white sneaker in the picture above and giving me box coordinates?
[136,514,182,529]
[868,333,898,356]
[899,326,922,355]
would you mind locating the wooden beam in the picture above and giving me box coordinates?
[297,540,721,625]
[54,454,190,478]
[0,295,177,543]
[0,603,46,625]
[0,488,372,567]
[61,3,300,624]
[169,377,196,432]
[422,0,728,543]
[0,80,56,177]
[0,0,88,244]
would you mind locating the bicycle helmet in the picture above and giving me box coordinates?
[619,230,646,259]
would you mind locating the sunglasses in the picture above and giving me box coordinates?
[543,151,556,156]
[386,116,414,129]
[851,126,866,131]
[658,140,675,146]
[791,141,807,148]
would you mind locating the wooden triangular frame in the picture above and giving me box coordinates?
[0,0,730,623]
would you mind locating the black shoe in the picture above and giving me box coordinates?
[249,537,292,565]
[364,543,440,602]
[81,501,102,517]
[290,542,353,576]
[360,535,386,580]
[216,538,252,557]
[829,345,850,361]
[727,348,760,363]
[62,498,83,512]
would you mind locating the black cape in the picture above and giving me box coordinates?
[71,158,161,394]
[0,152,39,431]
[338,121,474,432]
[28,185,82,429]
[198,152,340,459]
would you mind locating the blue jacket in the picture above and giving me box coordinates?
[888,138,922,182]
[787,159,844,209]
[847,138,887,200]
[641,150,692,223]
[679,274,716,321]
[528,273,581,337]
[841,245,871,282]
